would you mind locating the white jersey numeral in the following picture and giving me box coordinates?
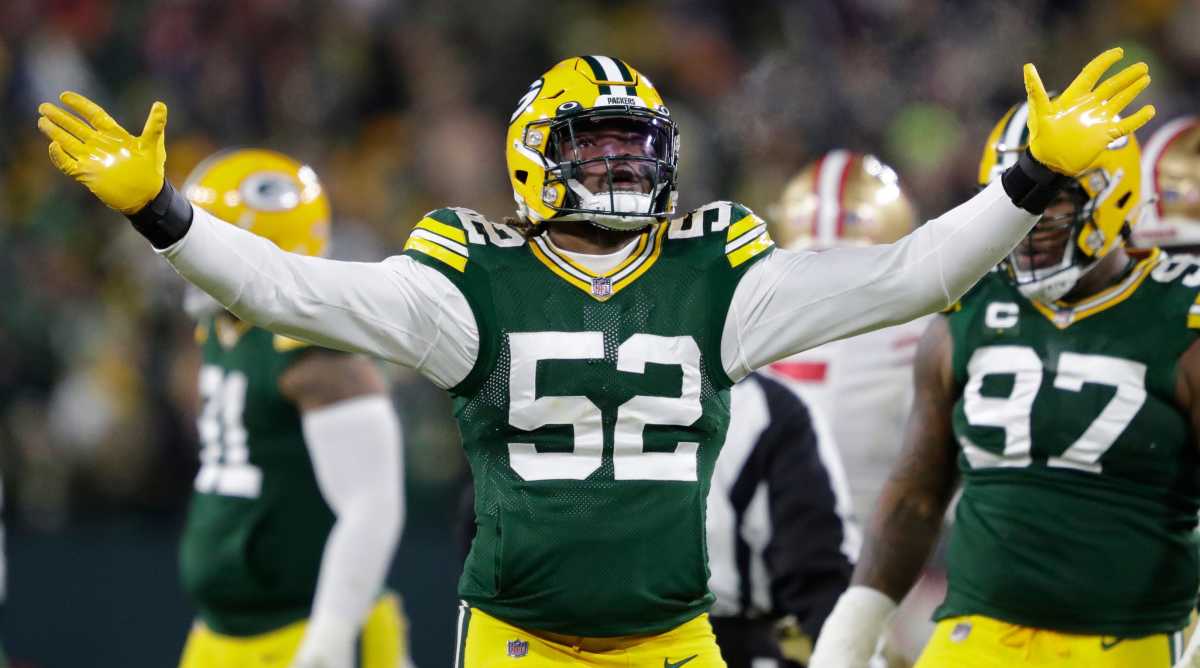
[962,346,1040,467]
[614,334,703,481]
[507,331,703,482]
[454,208,524,247]
[195,365,262,498]
[1151,253,1200,287]
[961,346,1146,475]
[508,332,606,481]
[1047,352,1147,473]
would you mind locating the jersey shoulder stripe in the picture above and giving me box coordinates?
[725,210,772,267]
[403,208,472,272]
[667,200,774,267]
[272,334,312,352]
[402,207,528,274]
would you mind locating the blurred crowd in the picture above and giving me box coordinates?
[2,0,1199,530]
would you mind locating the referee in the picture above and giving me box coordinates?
[707,371,858,668]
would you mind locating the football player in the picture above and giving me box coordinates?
[173,149,409,668]
[705,371,856,668]
[770,151,939,666]
[768,150,930,522]
[38,49,1152,667]
[1136,116,1200,668]
[810,97,1199,668]
[1133,115,1200,255]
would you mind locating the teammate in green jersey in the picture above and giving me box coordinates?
[174,149,409,668]
[39,48,1153,667]
[811,98,1200,668]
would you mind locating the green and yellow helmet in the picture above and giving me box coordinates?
[183,148,331,257]
[979,100,1142,302]
[505,56,679,232]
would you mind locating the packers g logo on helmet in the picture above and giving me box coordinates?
[506,56,680,232]
[183,148,331,256]
[772,150,917,250]
[979,100,1142,303]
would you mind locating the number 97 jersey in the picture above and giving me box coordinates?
[939,249,1200,638]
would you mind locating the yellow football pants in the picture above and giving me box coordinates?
[914,614,1183,668]
[454,605,726,668]
[178,593,408,668]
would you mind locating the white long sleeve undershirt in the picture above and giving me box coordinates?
[160,180,1033,385]
[296,395,403,665]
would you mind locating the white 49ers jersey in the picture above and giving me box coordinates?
[767,315,932,520]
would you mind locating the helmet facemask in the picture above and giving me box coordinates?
[981,100,1141,303]
[1003,184,1100,303]
[535,106,678,232]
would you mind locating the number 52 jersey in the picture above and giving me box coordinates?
[940,249,1200,637]
[404,204,776,636]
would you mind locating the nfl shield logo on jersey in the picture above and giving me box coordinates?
[507,639,529,658]
[950,621,972,643]
[591,276,612,298]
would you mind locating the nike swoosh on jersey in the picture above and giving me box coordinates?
[664,655,699,668]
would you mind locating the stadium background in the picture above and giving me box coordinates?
[1,0,1198,665]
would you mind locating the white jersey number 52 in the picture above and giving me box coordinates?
[507,332,702,482]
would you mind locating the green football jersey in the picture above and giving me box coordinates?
[937,249,1200,636]
[402,202,774,636]
[179,317,336,636]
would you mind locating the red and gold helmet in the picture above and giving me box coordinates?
[505,56,679,232]
[1133,116,1200,250]
[772,150,917,250]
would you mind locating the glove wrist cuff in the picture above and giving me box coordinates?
[127,180,193,249]
[1001,149,1073,215]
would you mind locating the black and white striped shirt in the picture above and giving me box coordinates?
[706,371,858,640]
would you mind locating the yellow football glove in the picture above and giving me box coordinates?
[1024,47,1155,177]
[37,92,168,214]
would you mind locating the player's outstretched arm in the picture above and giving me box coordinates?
[808,317,959,668]
[724,48,1153,378]
[281,352,403,668]
[37,93,477,389]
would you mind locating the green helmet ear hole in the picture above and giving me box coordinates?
[556,101,583,116]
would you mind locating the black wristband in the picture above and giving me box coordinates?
[1000,149,1074,215]
[126,180,194,249]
